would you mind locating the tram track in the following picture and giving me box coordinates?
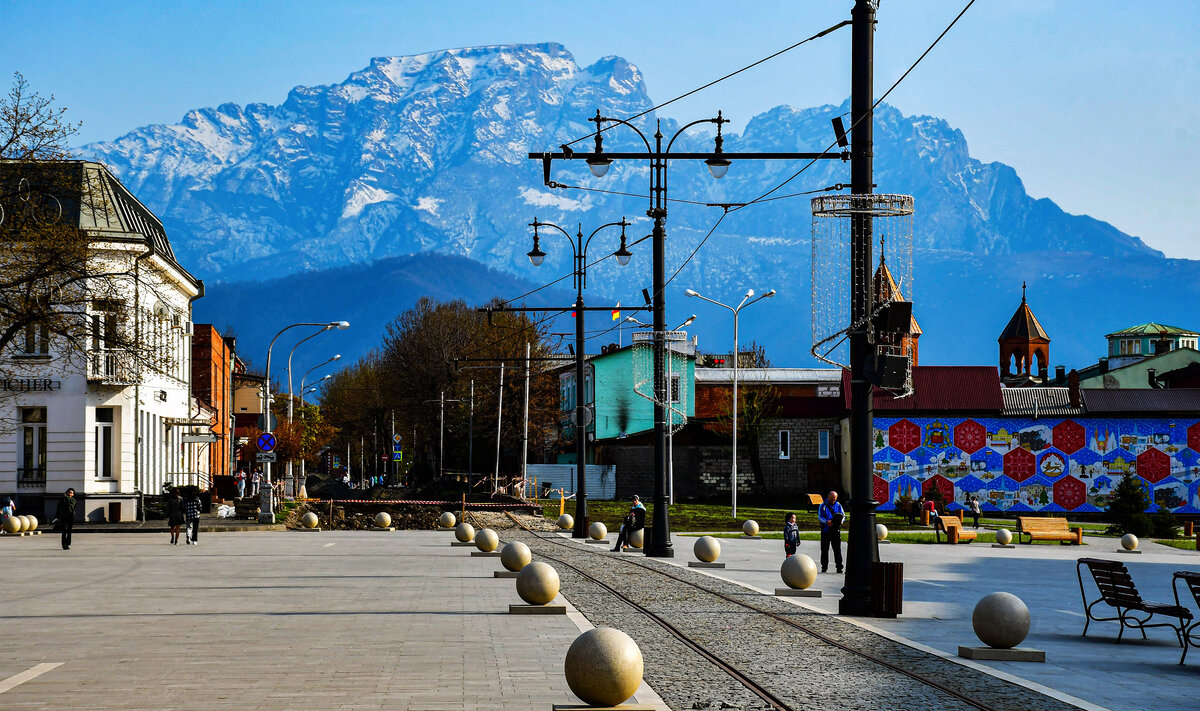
[501,512,1073,711]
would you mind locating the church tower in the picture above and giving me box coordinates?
[873,261,921,366]
[999,282,1050,385]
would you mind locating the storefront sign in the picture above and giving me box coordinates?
[1,379,61,392]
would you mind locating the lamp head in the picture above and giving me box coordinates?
[705,157,731,179]
[332,354,342,361]
[745,288,755,299]
[681,314,696,328]
[323,374,332,381]
[684,289,699,298]
[763,289,777,298]
[586,157,611,178]
[613,229,632,266]
[332,321,350,330]
[527,232,546,267]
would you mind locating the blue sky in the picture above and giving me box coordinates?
[3,1,1197,258]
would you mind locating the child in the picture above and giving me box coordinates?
[783,512,800,558]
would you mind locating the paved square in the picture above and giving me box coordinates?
[0,530,611,710]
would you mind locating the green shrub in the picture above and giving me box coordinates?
[1151,510,1179,539]
[1105,473,1151,535]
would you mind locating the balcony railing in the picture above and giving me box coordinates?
[17,468,46,488]
[87,350,136,384]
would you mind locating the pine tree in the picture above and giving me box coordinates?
[1105,473,1151,536]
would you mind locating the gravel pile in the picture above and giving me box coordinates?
[516,531,1080,711]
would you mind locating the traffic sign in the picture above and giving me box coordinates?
[381,453,390,462]
[256,452,277,463]
[571,406,593,427]
[257,432,277,452]
[257,413,278,431]
[392,433,403,444]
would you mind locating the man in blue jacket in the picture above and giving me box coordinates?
[817,490,845,574]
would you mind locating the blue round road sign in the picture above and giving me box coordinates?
[257,432,277,452]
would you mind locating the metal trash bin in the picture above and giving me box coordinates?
[871,561,903,618]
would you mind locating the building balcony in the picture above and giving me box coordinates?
[17,468,46,488]
[87,350,136,385]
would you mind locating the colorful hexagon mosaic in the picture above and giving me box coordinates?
[873,475,889,504]
[1052,420,1086,454]
[1136,447,1170,484]
[953,419,987,454]
[1003,447,1036,482]
[921,474,955,505]
[1052,476,1087,510]
[1189,422,1200,453]
[888,419,921,454]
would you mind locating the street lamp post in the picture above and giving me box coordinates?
[532,111,842,556]
[285,329,343,499]
[626,314,694,505]
[528,218,633,538]
[297,355,338,492]
[685,288,775,518]
[258,320,349,523]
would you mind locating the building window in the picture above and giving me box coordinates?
[92,300,122,350]
[1119,339,1140,356]
[778,430,790,460]
[818,429,831,459]
[20,323,49,356]
[95,407,114,479]
[20,407,47,481]
[670,375,681,403]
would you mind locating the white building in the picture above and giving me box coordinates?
[0,162,205,522]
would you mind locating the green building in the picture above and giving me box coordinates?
[1106,323,1199,368]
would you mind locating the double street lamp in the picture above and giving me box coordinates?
[532,109,841,556]
[527,218,633,539]
[684,287,776,518]
[258,320,348,523]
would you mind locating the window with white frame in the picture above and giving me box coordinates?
[778,430,790,460]
[20,407,47,481]
[818,429,831,459]
[95,407,114,479]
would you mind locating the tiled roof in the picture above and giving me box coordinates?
[1000,387,1083,417]
[999,298,1049,342]
[1104,322,1199,338]
[1081,388,1200,413]
[695,368,842,385]
[844,366,1004,412]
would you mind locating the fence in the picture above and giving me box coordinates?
[526,464,617,500]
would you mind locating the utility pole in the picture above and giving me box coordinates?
[841,0,881,616]
[521,342,531,499]
[468,380,475,483]
[494,362,505,494]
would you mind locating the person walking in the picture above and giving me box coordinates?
[184,490,202,545]
[55,488,76,550]
[611,495,646,551]
[250,469,261,496]
[0,496,14,530]
[969,496,982,529]
[783,512,800,558]
[235,468,246,499]
[817,490,845,574]
[166,489,185,545]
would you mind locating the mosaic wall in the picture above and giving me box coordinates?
[872,416,1200,513]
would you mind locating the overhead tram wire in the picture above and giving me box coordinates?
[729,0,979,212]
[559,20,852,150]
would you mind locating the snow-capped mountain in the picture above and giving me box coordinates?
[86,43,1198,368]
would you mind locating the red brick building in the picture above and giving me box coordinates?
[191,325,235,487]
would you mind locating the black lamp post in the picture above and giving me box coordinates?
[531,112,844,556]
[527,218,632,538]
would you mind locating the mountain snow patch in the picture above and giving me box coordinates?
[342,184,397,219]
[519,186,586,211]
[415,197,442,216]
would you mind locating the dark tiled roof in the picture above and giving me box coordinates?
[1105,322,1198,338]
[1001,387,1083,417]
[843,366,1003,412]
[1081,388,1200,413]
[999,298,1050,342]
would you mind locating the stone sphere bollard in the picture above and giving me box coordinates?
[972,592,1031,649]
[628,528,644,549]
[781,554,818,590]
[1121,533,1139,551]
[516,561,560,605]
[374,512,391,529]
[455,522,475,542]
[876,523,889,541]
[17,515,31,532]
[557,513,574,530]
[300,512,319,529]
[500,541,531,571]
[564,627,644,707]
[438,511,456,528]
[694,535,721,562]
[995,528,1013,545]
[743,519,760,536]
[28,515,38,531]
[475,528,499,552]
[589,522,607,540]
[2,516,20,534]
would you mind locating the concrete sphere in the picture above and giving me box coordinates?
[589,522,607,540]
[374,512,391,528]
[628,528,644,549]
[475,528,499,552]
[454,522,475,542]
[564,627,644,707]
[743,519,760,536]
[995,528,1013,545]
[300,512,319,529]
[500,541,532,571]
[781,554,818,590]
[694,535,721,562]
[516,561,560,605]
[27,515,38,531]
[438,511,456,528]
[557,513,574,530]
[17,515,30,532]
[1,516,19,534]
[1121,533,1138,551]
[876,523,889,541]
[972,592,1031,649]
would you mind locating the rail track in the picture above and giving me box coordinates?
[498,511,1065,711]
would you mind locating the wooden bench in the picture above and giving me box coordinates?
[1173,571,1200,664]
[1017,516,1083,545]
[806,494,824,507]
[1076,558,1192,645]
[934,515,977,544]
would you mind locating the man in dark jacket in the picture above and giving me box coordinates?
[184,491,202,545]
[817,490,845,573]
[611,495,646,551]
[55,488,76,550]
